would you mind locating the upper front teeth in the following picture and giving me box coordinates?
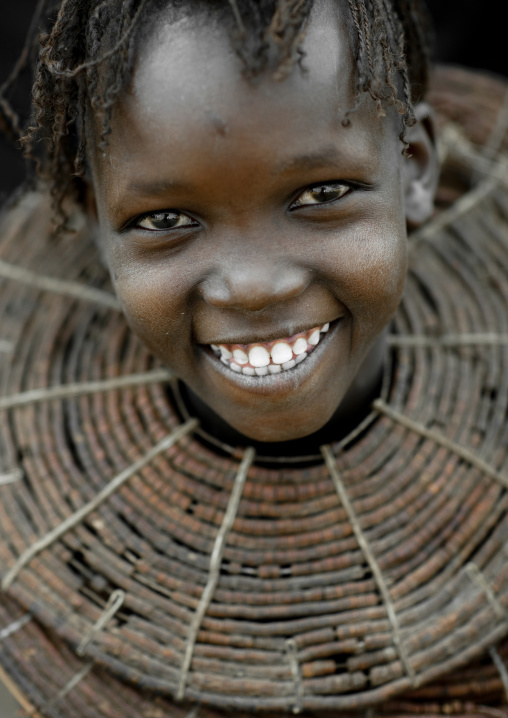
[210,322,331,376]
[292,337,308,355]
[249,346,271,367]
[271,342,293,365]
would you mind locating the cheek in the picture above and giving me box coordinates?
[107,249,192,353]
[330,222,407,326]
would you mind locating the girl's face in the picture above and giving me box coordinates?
[90,1,436,443]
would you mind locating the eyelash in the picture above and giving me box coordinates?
[289,181,351,210]
[135,211,198,232]
[133,181,352,232]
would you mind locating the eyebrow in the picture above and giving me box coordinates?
[118,144,358,207]
[125,145,350,195]
[274,145,350,175]
[123,178,189,197]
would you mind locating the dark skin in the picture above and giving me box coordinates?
[88,0,438,448]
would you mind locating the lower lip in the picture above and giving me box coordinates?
[202,320,340,386]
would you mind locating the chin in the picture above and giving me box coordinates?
[215,396,342,444]
[235,422,322,444]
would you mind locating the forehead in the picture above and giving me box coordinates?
[122,0,388,137]
[93,0,400,201]
[131,0,352,113]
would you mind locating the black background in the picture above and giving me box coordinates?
[0,1,506,201]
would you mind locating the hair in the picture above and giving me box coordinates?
[0,0,433,226]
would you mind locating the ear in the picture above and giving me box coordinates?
[403,102,439,230]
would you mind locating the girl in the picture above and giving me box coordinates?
[0,1,507,716]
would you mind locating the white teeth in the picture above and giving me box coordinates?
[292,337,308,355]
[248,345,271,368]
[216,322,333,377]
[271,342,293,365]
[219,345,233,359]
[233,348,249,365]
[308,329,321,346]
[282,359,296,370]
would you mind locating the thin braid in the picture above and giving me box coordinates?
[85,0,112,112]
[227,0,246,34]
[375,0,405,110]
[368,0,387,105]
[0,98,24,142]
[343,0,417,139]
[267,0,314,80]
[44,0,149,80]
[346,0,373,93]
[357,0,375,88]
[398,0,432,98]
[73,82,87,177]
[387,0,417,135]
[96,0,133,152]
[342,0,369,125]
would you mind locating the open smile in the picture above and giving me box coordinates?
[207,322,332,377]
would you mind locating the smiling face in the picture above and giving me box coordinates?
[90,0,436,443]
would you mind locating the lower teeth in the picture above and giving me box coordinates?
[214,347,314,376]
[281,359,296,371]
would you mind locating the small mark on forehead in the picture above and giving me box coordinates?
[205,111,228,136]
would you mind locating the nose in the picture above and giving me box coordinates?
[201,252,310,312]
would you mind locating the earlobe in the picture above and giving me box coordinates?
[403,102,440,230]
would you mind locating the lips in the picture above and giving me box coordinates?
[209,322,330,377]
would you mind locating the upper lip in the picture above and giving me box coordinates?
[200,319,338,347]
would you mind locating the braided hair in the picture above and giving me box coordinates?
[0,0,433,225]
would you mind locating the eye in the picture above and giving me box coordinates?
[291,182,350,209]
[136,211,197,231]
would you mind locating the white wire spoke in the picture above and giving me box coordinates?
[0,614,32,641]
[0,369,173,411]
[0,258,121,310]
[1,418,199,591]
[0,470,23,486]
